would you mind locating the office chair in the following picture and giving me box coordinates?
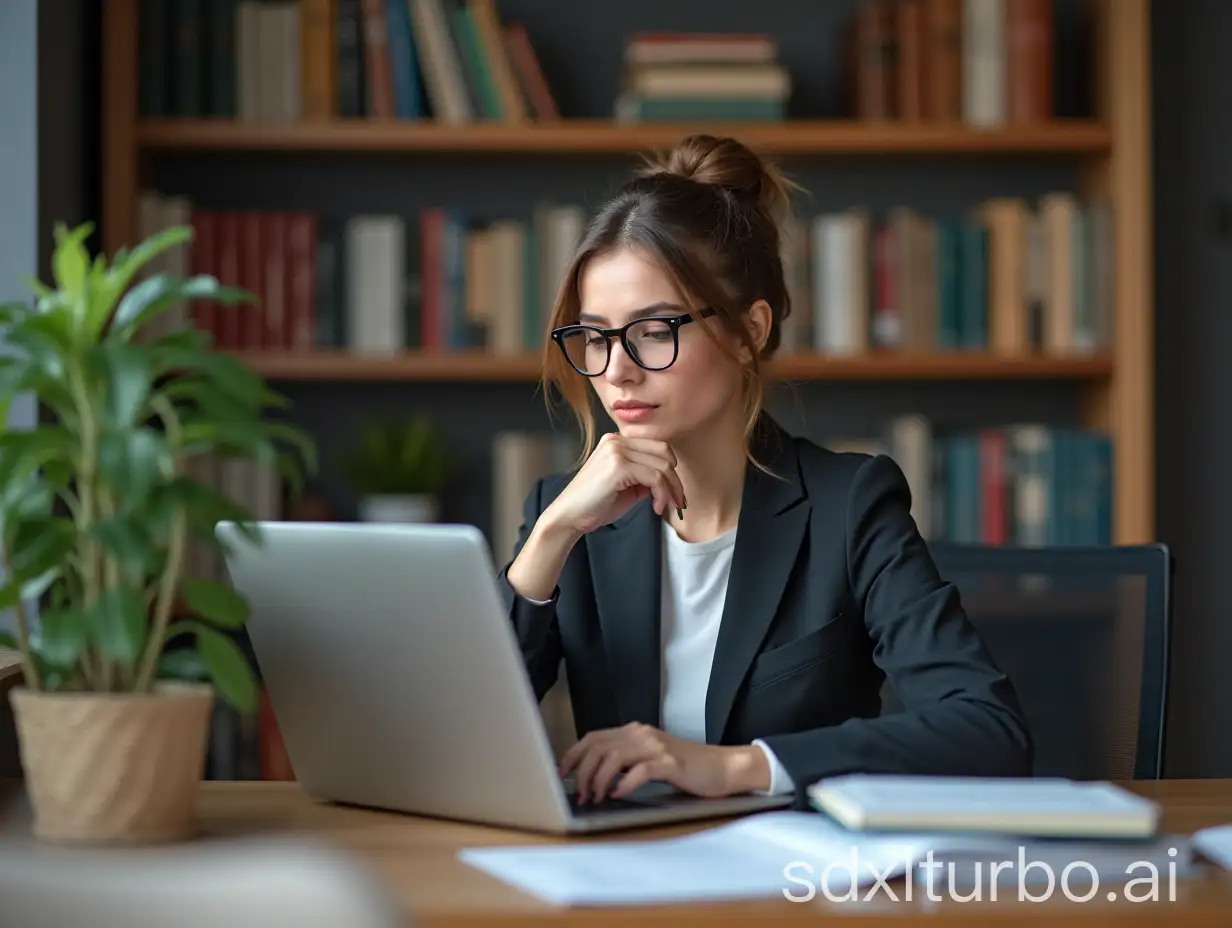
[0,833,408,928]
[921,542,1173,780]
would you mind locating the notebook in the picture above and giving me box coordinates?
[459,808,1191,907]
[806,775,1160,838]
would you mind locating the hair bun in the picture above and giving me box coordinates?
[643,133,792,221]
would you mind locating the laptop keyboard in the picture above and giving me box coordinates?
[566,793,648,815]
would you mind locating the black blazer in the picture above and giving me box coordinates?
[497,415,1033,806]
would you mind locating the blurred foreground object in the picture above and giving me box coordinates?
[0,833,407,928]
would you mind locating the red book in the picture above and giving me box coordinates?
[261,212,289,349]
[358,0,393,118]
[1006,0,1053,123]
[979,429,1009,544]
[420,209,445,350]
[285,212,318,350]
[238,212,265,350]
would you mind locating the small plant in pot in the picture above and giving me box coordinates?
[344,417,450,523]
[0,222,315,844]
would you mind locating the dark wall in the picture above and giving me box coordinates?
[1152,0,1232,778]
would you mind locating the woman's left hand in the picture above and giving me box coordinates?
[559,722,769,802]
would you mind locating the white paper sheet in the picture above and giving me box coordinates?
[459,810,1195,907]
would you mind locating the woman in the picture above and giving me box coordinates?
[500,134,1033,808]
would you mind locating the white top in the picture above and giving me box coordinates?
[659,521,795,795]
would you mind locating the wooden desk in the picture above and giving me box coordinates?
[5,779,1232,925]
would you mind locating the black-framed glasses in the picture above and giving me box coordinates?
[551,309,717,377]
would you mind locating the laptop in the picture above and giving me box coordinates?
[214,520,792,834]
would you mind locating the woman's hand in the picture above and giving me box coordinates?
[559,722,771,802]
[543,433,686,535]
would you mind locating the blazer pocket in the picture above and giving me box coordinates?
[746,617,847,692]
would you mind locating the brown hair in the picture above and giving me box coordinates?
[541,134,798,465]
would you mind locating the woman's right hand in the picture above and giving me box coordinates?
[545,433,687,536]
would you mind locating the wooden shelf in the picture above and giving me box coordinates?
[134,119,1112,155]
[228,350,1114,383]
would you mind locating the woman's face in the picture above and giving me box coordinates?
[575,247,747,445]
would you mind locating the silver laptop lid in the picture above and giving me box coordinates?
[215,521,572,831]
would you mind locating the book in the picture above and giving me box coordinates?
[459,809,1191,907]
[806,775,1160,839]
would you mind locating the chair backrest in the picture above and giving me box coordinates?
[0,833,409,928]
[924,542,1172,780]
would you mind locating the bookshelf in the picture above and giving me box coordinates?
[133,119,1113,154]
[100,0,1155,554]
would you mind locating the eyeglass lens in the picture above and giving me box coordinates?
[558,319,677,374]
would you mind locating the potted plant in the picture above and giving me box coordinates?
[0,221,315,844]
[344,417,450,523]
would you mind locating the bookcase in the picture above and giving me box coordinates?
[100,0,1153,550]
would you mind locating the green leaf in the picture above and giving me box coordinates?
[0,631,18,651]
[0,366,74,431]
[3,481,55,529]
[86,585,148,664]
[23,278,54,301]
[195,625,257,713]
[97,341,153,429]
[179,418,274,458]
[152,343,265,406]
[0,357,33,404]
[93,226,193,334]
[150,473,262,564]
[89,516,158,578]
[156,647,209,682]
[6,516,74,581]
[160,375,262,427]
[51,221,92,305]
[0,439,72,531]
[114,225,193,278]
[96,426,170,506]
[0,567,60,611]
[181,577,250,629]
[150,324,214,353]
[267,420,318,477]
[0,426,75,504]
[3,313,70,381]
[29,608,89,666]
[113,274,253,340]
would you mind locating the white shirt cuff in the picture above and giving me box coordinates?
[751,739,796,795]
[515,586,558,606]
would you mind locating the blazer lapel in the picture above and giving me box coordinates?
[705,418,810,744]
[586,498,662,727]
